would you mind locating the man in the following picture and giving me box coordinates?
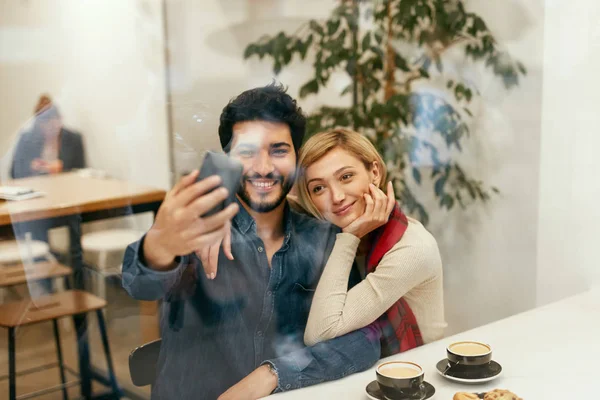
[122,83,381,400]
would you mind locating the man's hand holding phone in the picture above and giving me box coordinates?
[143,170,239,271]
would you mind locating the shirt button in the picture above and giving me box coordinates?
[258,246,264,252]
[257,331,263,337]
[267,291,272,296]
[285,384,291,389]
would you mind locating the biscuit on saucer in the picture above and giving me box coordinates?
[483,389,522,400]
[453,392,479,400]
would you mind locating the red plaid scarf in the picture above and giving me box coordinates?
[366,203,424,356]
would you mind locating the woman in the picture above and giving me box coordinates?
[296,128,446,356]
[11,95,86,179]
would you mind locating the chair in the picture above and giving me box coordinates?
[0,239,50,265]
[0,261,71,292]
[129,339,162,387]
[0,290,122,400]
[0,239,59,303]
[81,229,144,302]
[0,260,71,399]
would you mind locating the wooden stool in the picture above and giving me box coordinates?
[0,240,56,303]
[0,261,73,334]
[0,290,121,400]
[0,261,72,292]
[0,240,51,265]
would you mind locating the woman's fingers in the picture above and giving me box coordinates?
[197,242,220,280]
[369,184,386,221]
[223,221,234,261]
[191,226,228,255]
[385,181,396,215]
[363,192,375,217]
[197,247,210,276]
[208,244,220,278]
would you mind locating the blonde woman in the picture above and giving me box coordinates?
[296,128,446,356]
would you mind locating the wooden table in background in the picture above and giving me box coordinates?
[0,172,164,226]
[0,172,165,399]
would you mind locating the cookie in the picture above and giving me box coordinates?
[453,392,480,400]
[483,389,522,400]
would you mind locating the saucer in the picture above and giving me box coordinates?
[436,358,502,384]
[366,380,435,400]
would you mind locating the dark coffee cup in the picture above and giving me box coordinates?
[376,361,426,400]
[446,341,492,367]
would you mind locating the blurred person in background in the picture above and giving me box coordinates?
[9,95,86,257]
[11,94,86,179]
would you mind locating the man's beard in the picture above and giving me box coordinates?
[237,172,294,213]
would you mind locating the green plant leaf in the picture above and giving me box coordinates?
[241,0,523,220]
[304,34,314,57]
[327,19,341,35]
[395,53,410,72]
[374,31,383,45]
[441,194,455,209]
[362,33,371,52]
[465,88,472,102]
[454,84,464,101]
[310,20,324,35]
[466,183,476,199]
[243,44,258,59]
[412,167,422,185]
[299,79,319,98]
[340,84,353,96]
[434,176,447,198]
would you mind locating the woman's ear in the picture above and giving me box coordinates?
[369,161,382,187]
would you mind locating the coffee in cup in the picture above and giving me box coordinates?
[447,341,492,366]
[376,361,426,399]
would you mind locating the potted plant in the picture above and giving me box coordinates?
[244,0,526,223]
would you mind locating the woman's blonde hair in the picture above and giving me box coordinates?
[295,127,387,219]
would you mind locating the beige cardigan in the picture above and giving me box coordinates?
[304,217,447,346]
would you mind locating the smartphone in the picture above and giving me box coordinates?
[197,151,243,217]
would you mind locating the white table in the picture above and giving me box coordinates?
[267,289,600,399]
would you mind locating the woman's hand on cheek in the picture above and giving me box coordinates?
[342,182,396,238]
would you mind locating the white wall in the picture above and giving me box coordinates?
[3,0,591,338]
[164,0,338,176]
[416,0,545,334]
[0,0,170,190]
[536,0,600,306]
[166,0,545,334]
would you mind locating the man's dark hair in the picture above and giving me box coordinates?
[218,82,306,154]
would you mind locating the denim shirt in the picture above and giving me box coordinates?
[122,200,382,400]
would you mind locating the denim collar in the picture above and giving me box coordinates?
[233,197,293,247]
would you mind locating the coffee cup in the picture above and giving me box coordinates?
[376,361,426,399]
[446,341,492,367]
